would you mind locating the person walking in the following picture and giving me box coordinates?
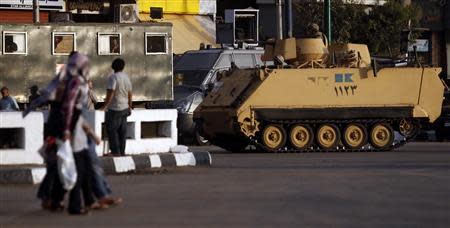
[27,52,122,213]
[100,58,132,156]
[27,52,92,212]
[0,86,19,111]
[85,80,122,207]
[68,116,96,214]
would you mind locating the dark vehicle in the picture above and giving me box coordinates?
[435,89,450,141]
[173,48,266,145]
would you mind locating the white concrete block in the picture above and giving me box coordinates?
[113,156,136,173]
[174,153,196,167]
[0,112,44,165]
[149,154,162,168]
[31,167,47,184]
[171,145,189,153]
[84,109,178,156]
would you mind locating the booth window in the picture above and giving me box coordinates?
[98,33,121,55]
[52,32,76,55]
[2,31,27,55]
[145,33,167,55]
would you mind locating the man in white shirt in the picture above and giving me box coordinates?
[101,58,133,156]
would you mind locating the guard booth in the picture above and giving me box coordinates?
[0,23,173,104]
[0,22,178,164]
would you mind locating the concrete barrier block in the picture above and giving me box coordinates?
[0,167,46,184]
[0,112,44,165]
[84,109,178,156]
[174,153,196,166]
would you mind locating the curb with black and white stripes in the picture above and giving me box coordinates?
[0,166,47,185]
[0,151,212,184]
[101,151,212,174]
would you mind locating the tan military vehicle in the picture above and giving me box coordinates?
[193,38,445,152]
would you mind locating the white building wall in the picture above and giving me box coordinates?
[0,109,178,165]
[84,109,178,156]
[0,112,44,165]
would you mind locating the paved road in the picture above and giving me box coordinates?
[1,142,449,227]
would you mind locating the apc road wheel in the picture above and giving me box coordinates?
[399,119,419,139]
[290,124,314,150]
[262,124,287,150]
[343,124,368,149]
[316,124,340,150]
[370,123,394,149]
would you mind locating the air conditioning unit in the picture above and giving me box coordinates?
[115,4,139,23]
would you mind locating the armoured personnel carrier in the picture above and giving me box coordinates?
[193,38,445,152]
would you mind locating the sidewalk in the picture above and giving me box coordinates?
[0,151,212,184]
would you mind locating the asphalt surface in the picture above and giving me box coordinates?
[1,142,449,228]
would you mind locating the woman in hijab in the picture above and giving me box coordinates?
[30,52,120,214]
[31,52,95,213]
[62,52,99,214]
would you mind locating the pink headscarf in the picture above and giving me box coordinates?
[62,52,91,133]
[67,52,90,79]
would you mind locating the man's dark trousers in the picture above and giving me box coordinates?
[105,109,128,156]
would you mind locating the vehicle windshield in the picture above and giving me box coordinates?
[175,69,211,87]
[174,52,220,87]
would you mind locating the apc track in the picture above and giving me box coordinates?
[199,116,414,153]
[247,118,412,153]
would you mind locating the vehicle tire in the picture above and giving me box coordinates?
[369,123,394,149]
[342,123,368,149]
[262,124,287,150]
[289,124,314,150]
[316,124,340,150]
